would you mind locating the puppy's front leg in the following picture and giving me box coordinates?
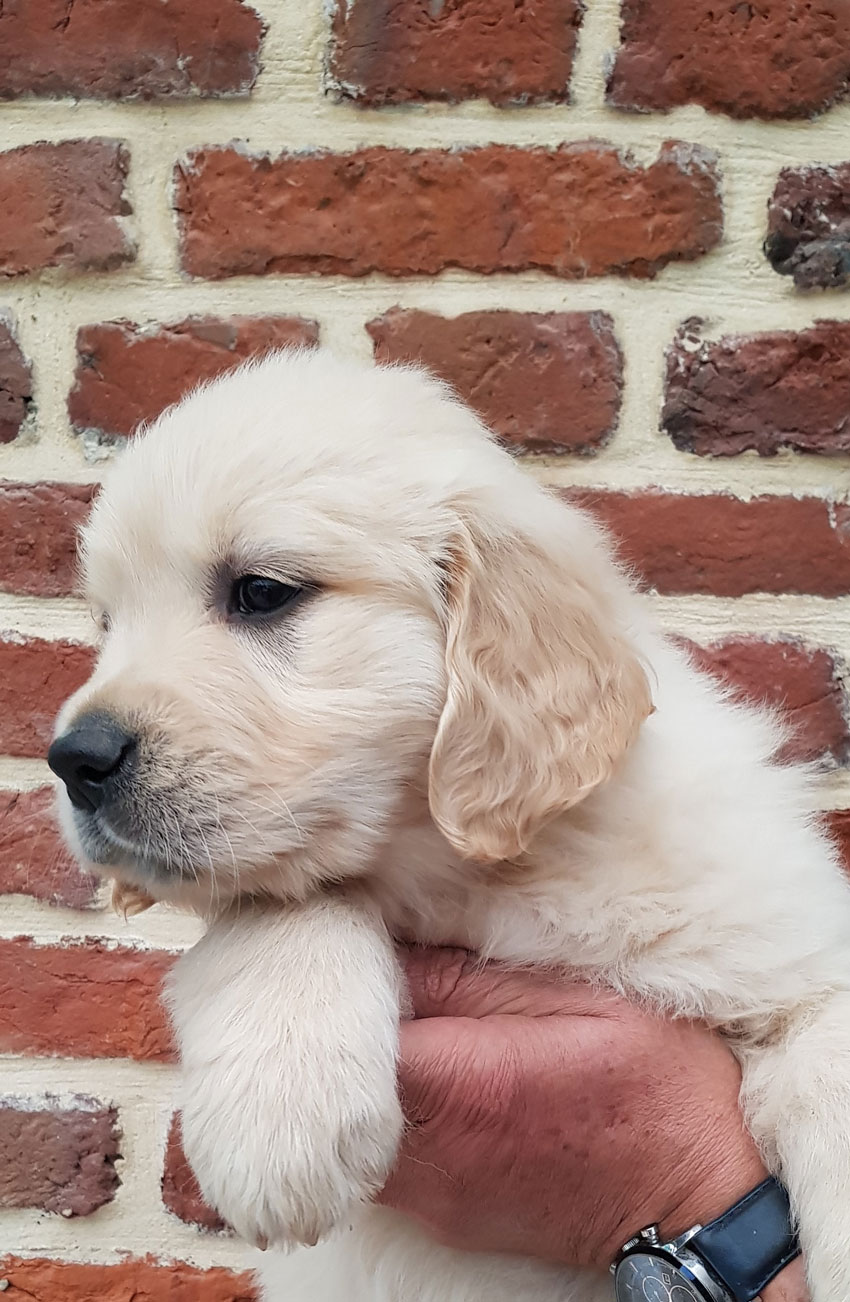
[165,893,403,1249]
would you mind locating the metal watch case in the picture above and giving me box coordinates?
[612,1224,735,1302]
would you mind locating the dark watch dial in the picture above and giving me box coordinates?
[614,1252,708,1301]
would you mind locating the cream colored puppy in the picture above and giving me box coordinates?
[51,350,850,1302]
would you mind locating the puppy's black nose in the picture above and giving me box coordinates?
[48,714,136,813]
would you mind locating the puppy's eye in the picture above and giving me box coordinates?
[93,609,110,634]
[230,575,302,619]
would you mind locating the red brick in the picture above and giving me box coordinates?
[608,0,850,119]
[0,938,175,1061]
[0,481,94,597]
[162,1114,226,1232]
[0,1098,119,1215]
[569,491,850,598]
[69,315,320,441]
[328,0,581,106]
[0,787,98,909]
[176,142,722,281]
[0,140,133,278]
[0,0,264,100]
[0,1257,257,1301]
[827,809,850,873]
[0,636,95,758]
[663,320,850,456]
[368,308,621,454]
[0,318,33,443]
[686,639,848,766]
[765,163,850,290]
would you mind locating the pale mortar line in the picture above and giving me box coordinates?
[0,757,54,789]
[568,0,623,112]
[646,593,850,644]
[0,898,203,948]
[0,596,94,641]
[3,261,850,354]
[814,772,850,811]
[5,85,850,160]
[0,1195,255,1272]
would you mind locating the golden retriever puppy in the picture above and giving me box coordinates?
[50,349,850,1302]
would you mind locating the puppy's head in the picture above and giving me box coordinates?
[50,350,650,911]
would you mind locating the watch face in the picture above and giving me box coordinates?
[614,1252,705,1301]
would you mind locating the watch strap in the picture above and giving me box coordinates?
[689,1177,800,1301]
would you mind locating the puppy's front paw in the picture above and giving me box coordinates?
[180,1069,403,1249]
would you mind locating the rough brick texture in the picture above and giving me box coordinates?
[0,0,265,101]
[828,810,850,874]
[176,142,722,280]
[688,639,849,766]
[0,1258,257,1301]
[0,320,32,444]
[0,482,94,597]
[368,308,622,453]
[162,1114,226,1231]
[0,1098,119,1215]
[0,786,97,909]
[608,0,850,119]
[765,163,850,289]
[329,0,581,106]
[69,315,320,441]
[663,321,850,457]
[0,636,94,758]
[0,140,133,278]
[570,491,850,597]
[0,938,175,1061]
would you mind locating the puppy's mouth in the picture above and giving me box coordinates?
[72,804,199,884]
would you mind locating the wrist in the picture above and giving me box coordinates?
[656,1148,768,1247]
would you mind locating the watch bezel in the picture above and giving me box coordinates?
[612,1227,735,1302]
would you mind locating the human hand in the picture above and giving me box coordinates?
[379,948,779,1281]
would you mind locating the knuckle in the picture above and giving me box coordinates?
[418,947,479,1012]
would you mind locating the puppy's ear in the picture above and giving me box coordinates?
[428,500,652,863]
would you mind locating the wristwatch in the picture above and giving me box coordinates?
[611,1177,800,1301]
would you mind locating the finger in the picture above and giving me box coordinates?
[398,946,624,1021]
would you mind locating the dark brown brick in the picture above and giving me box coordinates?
[162,1113,226,1231]
[765,162,850,289]
[570,490,850,597]
[176,142,722,281]
[328,0,581,106]
[0,318,33,443]
[0,636,95,758]
[608,0,850,119]
[0,786,98,909]
[0,481,94,596]
[0,938,175,1061]
[0,1098,119,1215]
[0,1257,257,1301]
[663,320,850,456]
[69,315,320,441]
[827,809,850,874]
[687,638,848,766]
[368,308,622,453]
[0,0,264,100]
[0,140,134,278]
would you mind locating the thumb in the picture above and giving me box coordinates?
[399,946,621,1021]
[378,1013,497,1211]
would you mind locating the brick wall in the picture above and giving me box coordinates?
[2,0,850,1291]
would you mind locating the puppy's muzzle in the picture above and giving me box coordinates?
[48,712,137,813]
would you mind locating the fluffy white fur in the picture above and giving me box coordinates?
[54,350,850,1301]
